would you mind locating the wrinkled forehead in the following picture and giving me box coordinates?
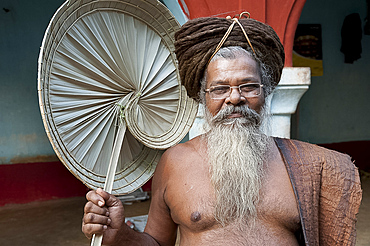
[206,47,261,77]
[205,55,261,83]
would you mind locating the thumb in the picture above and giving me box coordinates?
[96,188,120,207]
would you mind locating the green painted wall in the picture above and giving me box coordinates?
[292,0,370,144]
[0,0,65,164]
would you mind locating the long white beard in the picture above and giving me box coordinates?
[204,105,270,226]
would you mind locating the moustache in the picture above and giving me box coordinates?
[211,105,262,126]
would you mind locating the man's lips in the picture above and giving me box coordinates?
[227,112,243,118]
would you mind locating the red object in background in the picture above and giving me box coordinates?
[0,160,154,206]
[142,178,152,192]
[319,141,370,172]
[179,0,307,67]
[0,162,88,206]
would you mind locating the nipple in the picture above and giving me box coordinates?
[191,211,202,222]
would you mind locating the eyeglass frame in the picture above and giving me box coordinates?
[204,83,264,100]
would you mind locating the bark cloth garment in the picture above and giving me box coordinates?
[275,138,362,246]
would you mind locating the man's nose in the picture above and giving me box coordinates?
[225,87,246,105]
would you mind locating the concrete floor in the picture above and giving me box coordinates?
[0,195,153,246]
[0,177,369,246]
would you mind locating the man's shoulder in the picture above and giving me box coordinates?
[165,135,204,156]
[274,137,355,171]
[157,135,205,171]
[275,137,351,159]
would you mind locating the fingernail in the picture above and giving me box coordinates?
[106,211,110,216]
[98,201,104,207]
[107,218,111,225]
[103,225,107,230]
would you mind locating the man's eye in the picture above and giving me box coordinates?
[240,84,259,92]
[211,86,229,94]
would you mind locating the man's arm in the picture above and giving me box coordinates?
[144,148,179,245]
[82,148,178,246]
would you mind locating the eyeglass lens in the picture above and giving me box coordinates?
[209,83,262,99]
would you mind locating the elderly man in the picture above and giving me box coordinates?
[82,16,362,245]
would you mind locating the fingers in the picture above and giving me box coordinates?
[86,188,108,207]
[84,190,109,217]
[83,212,111,225]
[96,188,121,207]
[84,200,108,215]
[83,189,111,239]
[86,188,119,208]
[82,206,111,238]
[83,188,125,241]
[82,221,108,239]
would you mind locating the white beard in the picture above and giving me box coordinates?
[203,105,270,226]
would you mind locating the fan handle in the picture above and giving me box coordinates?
[91,124,127,246]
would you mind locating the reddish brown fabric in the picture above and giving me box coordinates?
[275,138,362,246]
[174,17,285,100]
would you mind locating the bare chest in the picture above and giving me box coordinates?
[167,174,300,228]
[165,150,301,243]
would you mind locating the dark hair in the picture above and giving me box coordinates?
[174,17,285,100]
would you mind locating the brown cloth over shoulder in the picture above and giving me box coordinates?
[275,138,362,246]
[174,17,285,100]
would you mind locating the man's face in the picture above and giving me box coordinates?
[205,55,265,117]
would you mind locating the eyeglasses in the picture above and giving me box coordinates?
[205,83,263,100]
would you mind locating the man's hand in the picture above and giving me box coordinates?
[82,188,125,245]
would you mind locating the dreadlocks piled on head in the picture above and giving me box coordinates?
[174,14,285,100]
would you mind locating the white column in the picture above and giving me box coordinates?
[188,67,311,140]
[265,67,311,138]
[188,104,207,139]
